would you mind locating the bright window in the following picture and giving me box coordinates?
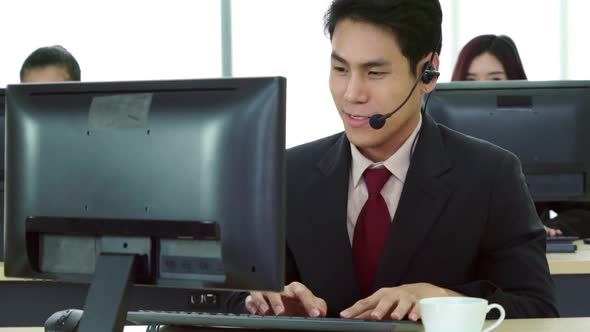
[0,0,221,85]
[2,0,587,148]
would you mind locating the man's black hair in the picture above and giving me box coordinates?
[20,45,81,81]
[324,0,442,76]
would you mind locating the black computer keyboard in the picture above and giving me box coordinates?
[126,310,423,332]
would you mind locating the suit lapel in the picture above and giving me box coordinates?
[304,134,362,304]
[375,113,454,288]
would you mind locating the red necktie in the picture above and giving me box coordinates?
[353,168,392,297]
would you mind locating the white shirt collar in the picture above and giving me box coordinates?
[350,113,422,188]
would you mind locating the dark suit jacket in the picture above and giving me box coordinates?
[282,112,557,318]
[224,112,558,319]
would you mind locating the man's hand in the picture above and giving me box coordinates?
[340,283,463,321]
[245,281,327,317]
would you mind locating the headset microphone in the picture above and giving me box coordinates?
[369,55,440,130]
[369,113,388,130]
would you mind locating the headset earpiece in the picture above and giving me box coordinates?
[421,62,440,84]
[369,41,441,129]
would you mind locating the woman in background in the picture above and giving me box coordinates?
[451,34,527,81]
[451,35,590,238]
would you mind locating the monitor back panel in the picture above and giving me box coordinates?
[428,81,590,202]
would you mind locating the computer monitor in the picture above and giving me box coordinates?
[4,77,286,331]
[427,80,590,203]
[0,88,5,181]
[0,88,4,260]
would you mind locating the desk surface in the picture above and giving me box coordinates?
[3,318,590,332]
[546,240,590,274]
[3,241,590,280]
[0,263,47,281]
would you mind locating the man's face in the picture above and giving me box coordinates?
[329,19,425,161]
[22,65,71,83]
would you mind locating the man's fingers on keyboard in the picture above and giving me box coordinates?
[265,292,286,315]
[245,303,257,314]
[290,284,322,317]
[370,297,395,320]
[407,305,420,322]
[282,287,296,298]
[340,296,378,318]
[245,295,258,314]
[390,298,412,321]
[314,297,328,317]
[247,292,270,314]
[350,309,373,320]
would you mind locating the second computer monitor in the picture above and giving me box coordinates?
[0,88,4,260]
[427,80,590,203]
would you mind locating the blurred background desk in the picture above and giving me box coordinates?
[546,240,590,317]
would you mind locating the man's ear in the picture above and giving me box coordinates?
[419,53,440,93]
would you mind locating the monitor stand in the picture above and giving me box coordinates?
[29,217,223,332]
[76,253,138,332]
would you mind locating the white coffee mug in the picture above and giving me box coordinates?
[419,297,505,332]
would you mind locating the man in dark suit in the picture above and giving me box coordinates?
[232,0,558,321]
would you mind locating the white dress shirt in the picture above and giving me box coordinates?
[346,114,422,244]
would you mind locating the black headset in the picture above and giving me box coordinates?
[369,38,441,130]
[421,61,440,84]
